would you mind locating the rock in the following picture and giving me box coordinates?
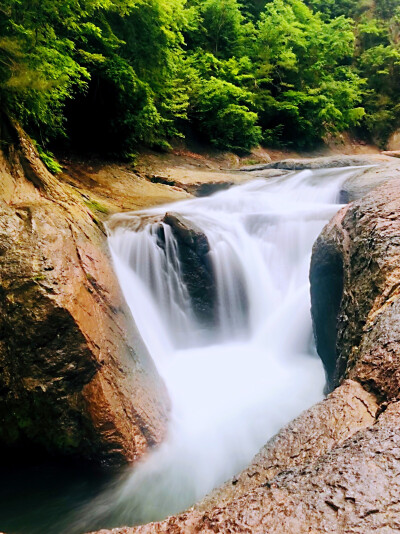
[240,163,278,172]
[195,380,378,513]
[0,116,168,466]
[310,206,349,387]
[90,166,400,534]
[149,175,234,197]
[89,380,382,534]
[158,212,217,327]
[339,163,400,203]
[382,150,400,158]
[241,155,373,171]
[386,129,400,151]
[311,177,400,398]
[192,182,233,197]
[249,169,290,178]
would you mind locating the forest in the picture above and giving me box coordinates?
[1,0,400,157]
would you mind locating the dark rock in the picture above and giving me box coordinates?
[163,212,210,256]
[310,207,348,388]
[159,212,216,327]
[194,182,233,197]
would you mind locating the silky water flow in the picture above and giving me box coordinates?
[71,167,365,531]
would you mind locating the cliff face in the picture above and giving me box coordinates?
[0,117,169,466]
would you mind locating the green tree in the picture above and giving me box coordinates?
[188,76,261,151]
[252,0,365,146]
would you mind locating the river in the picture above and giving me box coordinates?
[0,166,365,534]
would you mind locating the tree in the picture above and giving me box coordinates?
[252,0,365,146]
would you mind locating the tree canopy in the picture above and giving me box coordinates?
[1,0,400,155]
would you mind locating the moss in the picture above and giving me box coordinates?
[32,274,46,282]
[84,199,109,214]
[53,431,82,450]
[33,141,63,174]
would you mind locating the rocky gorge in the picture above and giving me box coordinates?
[90,159,400,533]
[2,118,400,533]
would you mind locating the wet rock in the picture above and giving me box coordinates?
[311,177,400,399]
[241,155,373,171]
[0,116,168,466]
[310,206,348,387]
[196,380,378,513]
[193,182,233,197]
[89,380,381,534]
[158,212,217,327]
[339,163,400,203]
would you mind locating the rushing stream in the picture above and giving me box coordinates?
[0,166,366,534]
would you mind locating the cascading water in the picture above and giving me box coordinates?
[71,166,366,532]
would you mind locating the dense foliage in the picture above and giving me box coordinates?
[1,0,400,155]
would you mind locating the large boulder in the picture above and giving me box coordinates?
[0,117,168,466]
[157,212,217,327]
[311,177,400,397]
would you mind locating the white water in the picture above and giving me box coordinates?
[73,167,365,530]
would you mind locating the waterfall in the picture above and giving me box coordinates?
[72,166,366,531]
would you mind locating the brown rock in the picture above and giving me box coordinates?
[311,177,400,400]
[0,116,169,466]
[89,380,382,534]
[382,150,400,158]
[196,379,378,513]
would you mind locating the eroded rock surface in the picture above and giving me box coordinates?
[91,166,400,533]
[0,117,168,466]
[90,381,385,534]
[311,177,400,399]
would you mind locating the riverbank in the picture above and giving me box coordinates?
[55,139,388,219]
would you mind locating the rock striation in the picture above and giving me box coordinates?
[0,116,169,466]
